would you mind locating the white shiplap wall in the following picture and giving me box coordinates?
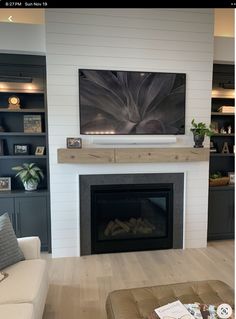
[0,22,45,54]
[45,9,214,257]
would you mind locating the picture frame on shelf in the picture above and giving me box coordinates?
[23,115,42,133]
[210,121,219,134]
[35,146,45,156]
[0,177,11,191]
[67,137,82,149]
[228,172,235,185]
[13,144,30,155]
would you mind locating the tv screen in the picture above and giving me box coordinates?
[79,69,186,135]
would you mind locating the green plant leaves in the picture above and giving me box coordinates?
[210,171,222,179]
[11,162,44,184]
[12,166,24,171]
[190,118,213,137]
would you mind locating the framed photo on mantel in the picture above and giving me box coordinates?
[67,137,82,149]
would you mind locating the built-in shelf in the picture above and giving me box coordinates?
[0,108,45,113]
[0,189,48,197]
[210,153,234,157]
[209,185,234,191]
[0,53,51,252]
[211,112,234,116]
[0,89,44,94]
[208,64,235,241]
[57,147,209,164]
[211,95,235,99]
[0,155,47,159]
[211,89,234,99]
[212,133,234,137]
[0,132,46,136]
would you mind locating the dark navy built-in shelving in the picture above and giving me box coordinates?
[0,54,51,252]
[208,63,235,241]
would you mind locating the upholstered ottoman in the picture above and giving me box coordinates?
[106,280,234,319]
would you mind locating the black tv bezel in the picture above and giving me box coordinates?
[78,68,186,135]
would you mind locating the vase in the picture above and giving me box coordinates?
[23,180,38,191]
[193,132,205,148]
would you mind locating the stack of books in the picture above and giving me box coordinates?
[217,106,235,113]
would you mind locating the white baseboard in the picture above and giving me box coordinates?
[91,135,177,145]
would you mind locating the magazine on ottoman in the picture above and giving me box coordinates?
[148,300,234,319]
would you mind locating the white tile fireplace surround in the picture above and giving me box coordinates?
[50,161,209,257]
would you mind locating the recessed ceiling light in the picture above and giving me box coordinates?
[8,16,13,22]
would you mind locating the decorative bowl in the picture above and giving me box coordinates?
[209,177,230,187]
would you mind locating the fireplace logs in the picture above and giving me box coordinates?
[104,218,156,236]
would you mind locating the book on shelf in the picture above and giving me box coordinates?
[217,106,235,113]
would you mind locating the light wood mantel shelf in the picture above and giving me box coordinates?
[57,147,209,164]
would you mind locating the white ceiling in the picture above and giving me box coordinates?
[0,9,234,38]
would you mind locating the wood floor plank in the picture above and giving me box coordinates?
[43,240,234,319]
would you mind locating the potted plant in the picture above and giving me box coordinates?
[190,119,213,148]
[12,163,44,191]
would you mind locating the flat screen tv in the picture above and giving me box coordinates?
[79,69,186,135]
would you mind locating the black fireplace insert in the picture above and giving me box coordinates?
[91,183,173,254]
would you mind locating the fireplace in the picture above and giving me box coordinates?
[91,184,173,254]
[80,173,184,255]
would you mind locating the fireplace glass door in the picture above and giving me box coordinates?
[91,183,173,254]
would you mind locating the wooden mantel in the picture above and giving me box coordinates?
[57,147,209,164]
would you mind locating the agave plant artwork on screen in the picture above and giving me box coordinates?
[79,69,186,135]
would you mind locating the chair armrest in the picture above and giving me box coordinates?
[17,237,41,260]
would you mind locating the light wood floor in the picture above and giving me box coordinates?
[43,240,234,319]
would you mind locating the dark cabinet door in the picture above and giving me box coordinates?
[0,198,15,227]
[15,196,48,247]
[228,190,235,234]
[208,188,234,240]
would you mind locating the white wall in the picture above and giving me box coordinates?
[0,22,45,55]
[45,9,214,257]
[214,36,235,63]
